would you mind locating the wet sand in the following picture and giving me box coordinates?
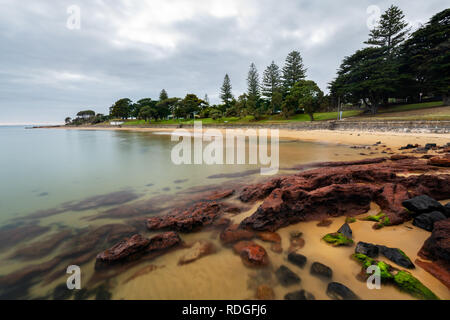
[114,203,450,300]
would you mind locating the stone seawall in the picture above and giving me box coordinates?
[107,121,450,134]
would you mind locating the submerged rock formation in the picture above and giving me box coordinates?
[239,157,450,231]
[95,232,181,270]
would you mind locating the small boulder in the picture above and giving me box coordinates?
[233,241,269,267]
[428,157,450,167]
[326,282,359,300]
[284,290,315,300]
[413,211,447,232]
[337,223,352,239]
[256,285,275,300]
[257,231,281,243]
[317,219,333,227]
[355,242,379,258]
[425,143,437,150]
[310,262,333,279]
[270,243,283,254]
[402,195,444,214]
[287,251,307,268]
[220,224,255,244]
[275,265,301,286]
[95,234,150,268]
[377,245,415,269]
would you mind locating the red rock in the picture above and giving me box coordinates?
[95,232,181,270]
[96,234,150,267]
[374,183,410,225]
[256,284,275,300]
[317,219,333,227]
[233,241,269,267]
[241,183,379,231]
[257,231,281,243]
[220,224,255,244]
[146,201,222,232]
[270,243,283,254]
[416,259,450,289]
[428,157,450,167]
[146,231,182,253]
[205,189,235,201]
[239,178,281,203]
[288,238,305,253]
[237,157,450,231]
[418,219,450,262]
[391,155,412,161]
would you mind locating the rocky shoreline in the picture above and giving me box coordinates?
[0,143,449,300]
[91,147,450,299]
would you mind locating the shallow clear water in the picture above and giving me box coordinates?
[1,126,447,300]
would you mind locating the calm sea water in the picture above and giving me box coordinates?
[5,126,442,300]
[0,126,359,223]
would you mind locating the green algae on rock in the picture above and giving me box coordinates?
[352,253,439,300]
[394,271,439,300]
[322,232,354,246]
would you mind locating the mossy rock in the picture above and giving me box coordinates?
[364,212,384,222]
[345,217,357,224]
[322,232,353,246]
[394,271,439,300]
[352,254,439,300]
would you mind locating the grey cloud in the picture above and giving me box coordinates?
[0,0,448,124]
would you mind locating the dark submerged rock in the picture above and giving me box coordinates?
[287,251,307,268]
[326,282,359,300]
[413,211,447,231]
[402,195,444,214]
[310,262,333,279]
[355,242,379,258]
[284,290,315,300]
[377,245,415,269]
[337,223,352,238]
[275,265,301,286]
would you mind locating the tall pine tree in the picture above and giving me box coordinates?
[247,63,260,99]
[159,89,168,101]
[365,5,410,53]
[220,74,233,107]
[262,61,281,100]
[282,51,307,92]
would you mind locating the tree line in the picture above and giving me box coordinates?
[65,5,449,124]
[329,6,449,114]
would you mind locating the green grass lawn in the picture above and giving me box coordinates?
[377,101,443,113]
[116,101,446,126]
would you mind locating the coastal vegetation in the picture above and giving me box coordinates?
[64,6,450,126]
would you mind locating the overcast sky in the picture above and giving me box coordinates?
[0,0,448,124]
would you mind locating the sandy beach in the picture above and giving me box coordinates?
[56,125,450,150]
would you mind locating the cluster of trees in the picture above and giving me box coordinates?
[329,6,450,114]
[65,6,448,124]
[65,110,108,125]
[76,50,327,124]
[217,51,327,120]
